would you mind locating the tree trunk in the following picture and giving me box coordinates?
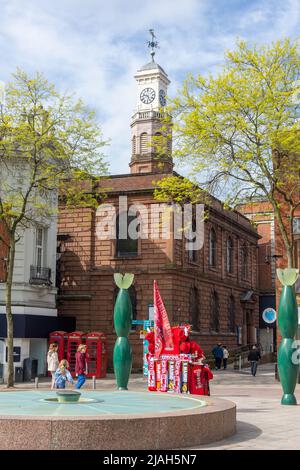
[272,202,294,269]
[5,238,15,388]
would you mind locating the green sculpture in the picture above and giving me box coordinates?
[277,268,299,405]
[113,273,134,390]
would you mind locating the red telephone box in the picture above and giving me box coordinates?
[85,332,107,378]
[67,331,85,376]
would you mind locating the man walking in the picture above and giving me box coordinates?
[248,345,261,376]
[212,343,223,370]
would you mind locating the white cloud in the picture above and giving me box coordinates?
[0,0,300,174]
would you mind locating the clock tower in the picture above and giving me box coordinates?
[129,31,173,174]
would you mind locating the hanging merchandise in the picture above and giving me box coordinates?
[146,280,213,395]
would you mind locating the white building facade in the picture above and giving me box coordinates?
[0,219,59,380]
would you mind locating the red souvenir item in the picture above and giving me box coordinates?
[154,281,174,357]
[156,360,162,391]
[160,359,168,392]
[148,356,156,391]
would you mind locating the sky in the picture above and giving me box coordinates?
[1,0,300,174]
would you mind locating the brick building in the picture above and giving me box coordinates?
[240,197,300,355]
[238,201,276,353]
[57,56,260,369]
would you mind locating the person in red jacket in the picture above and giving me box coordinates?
[75,344,88,389]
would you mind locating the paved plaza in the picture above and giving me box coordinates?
[1,363,299,450]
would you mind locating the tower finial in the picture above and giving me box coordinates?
[147,29,159,62]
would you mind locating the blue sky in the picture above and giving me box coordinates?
[1,0,300,174]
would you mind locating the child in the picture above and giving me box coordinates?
[47,343,59,389]
[54,360,74,389]
[75,344,88,389]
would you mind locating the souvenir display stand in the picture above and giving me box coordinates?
[146,325,213,395]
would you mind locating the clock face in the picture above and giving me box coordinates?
[159,89,166,106]
[140,87,155,104]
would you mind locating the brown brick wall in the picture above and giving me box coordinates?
[57,182,260,369]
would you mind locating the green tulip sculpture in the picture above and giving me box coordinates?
[277,268,299,405]
[113,273,134,390]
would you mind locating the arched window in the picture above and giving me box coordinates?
[228,295,235,332]
[209,228,217,267]
[154,132,164,154]
[226,237,233,273]
[140,133,148,154]
[132,136,136,155]
[241,243,248,280]
[116,212,138,257]
[211,290,220,332]
[189,286,199,331]
[188,211,197,263]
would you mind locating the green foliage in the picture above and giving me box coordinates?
[160,38,300,265]
[154,175,208,204]
[0,69,108,232]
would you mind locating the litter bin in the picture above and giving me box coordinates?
[15,366,24,383]
[23,358,38,381]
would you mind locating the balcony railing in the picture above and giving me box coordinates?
[29,265,52,286]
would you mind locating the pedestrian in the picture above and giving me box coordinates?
[248,345,261,376]
[54,359,74,389]
[223,345,229,370]
[75,344,88,389]
[212,343,223,370]
[47,343,59,389]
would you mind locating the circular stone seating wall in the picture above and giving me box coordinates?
[0,391,236,450]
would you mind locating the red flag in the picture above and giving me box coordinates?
[153,280,174,357]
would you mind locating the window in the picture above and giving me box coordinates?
[116,213,138,257]
[228,295,235,332]
[35,227,45,271]
[154,132,163,154]
[293,217,300,234]
[209,228,217,267]
[188,213,197,263]
[241,243,248,280]
[140,133,148,154]
[226,237,233,273]
[189,287,199,331]
[30,226,51,285]
[210,290,220,332]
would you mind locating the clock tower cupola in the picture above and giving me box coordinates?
[129,30,173,174]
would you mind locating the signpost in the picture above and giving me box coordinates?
[132,319,154,376]
[262,307,277,324]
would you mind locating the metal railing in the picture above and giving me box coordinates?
[29,265,52,286]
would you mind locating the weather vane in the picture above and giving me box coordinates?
[147,29,159,62]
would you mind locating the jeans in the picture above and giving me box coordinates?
[223,358,228,370]
[215,357,222,370]
[76,374,86,389]
[51,372,56,389]
[251,361,258,376]
[56,382,66,389]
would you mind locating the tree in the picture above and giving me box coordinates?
[158,38,300,268]
[0,69,107,387]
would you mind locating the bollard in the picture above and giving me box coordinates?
[239,355,242,371]
[92,376,96,390]
[34,377,39,389]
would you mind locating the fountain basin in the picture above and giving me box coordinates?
[56,390,81,403]
[0,390,236,449]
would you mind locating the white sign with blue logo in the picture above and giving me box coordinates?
[262,308,277,324]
